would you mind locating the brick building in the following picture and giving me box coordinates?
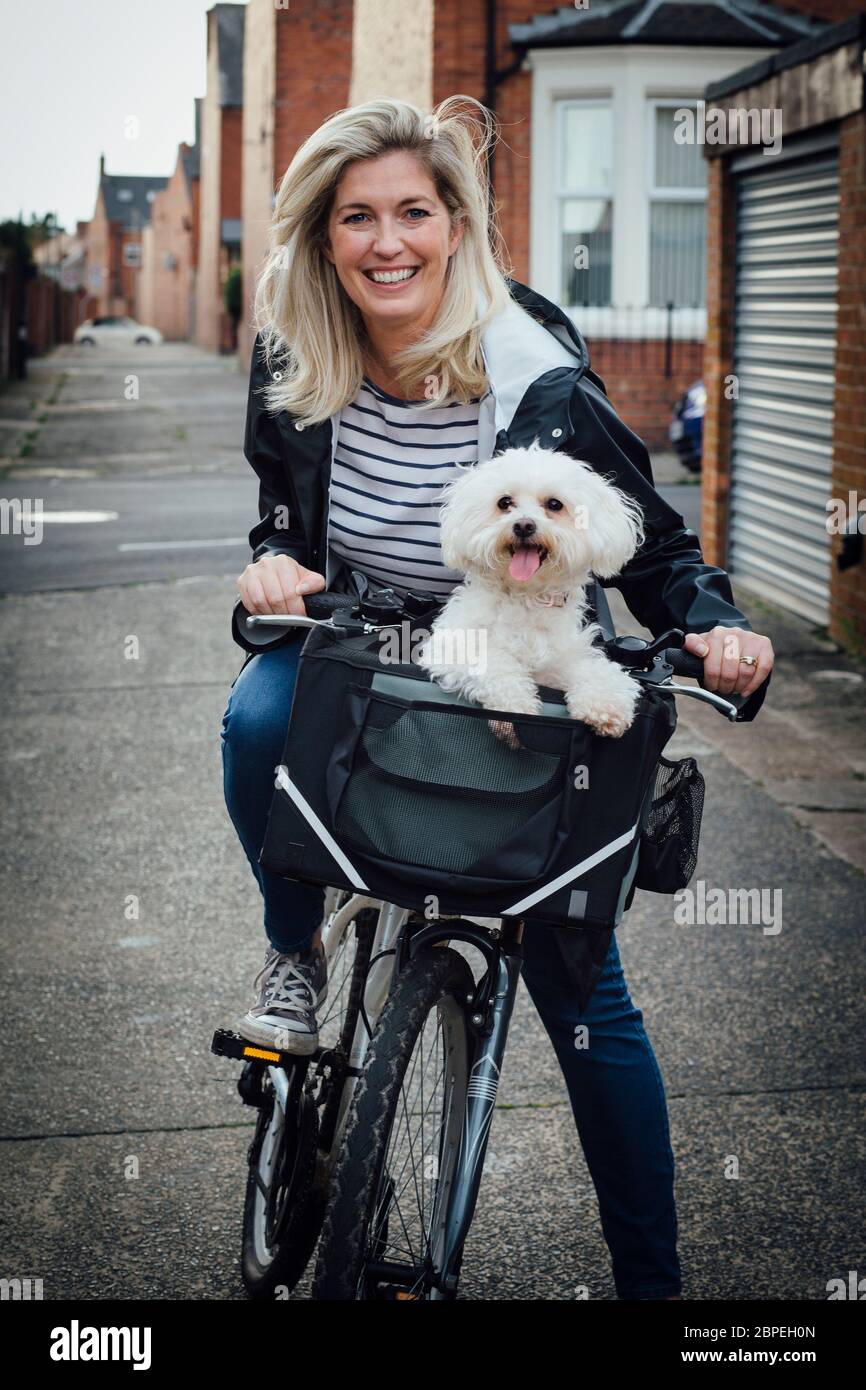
[196,4,244,354]
[233,0,852,446]
[85,156,167,316]
[138,105,201,340]
[238,0,355,364]
[700,14,866,651]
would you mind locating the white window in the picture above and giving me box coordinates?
[556,101,614,307]
[116,189,133,202]
[122,242,142,267]
[647,101,707,308]
[531,46,773,338]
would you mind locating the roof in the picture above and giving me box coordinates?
[179,98,202,184]
[214,4,245,107]
[99,173,168,229]
[509,0,824,50]
[181,142,200,185]
[706,11,866,98]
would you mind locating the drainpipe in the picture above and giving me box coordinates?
[483,0,528,191]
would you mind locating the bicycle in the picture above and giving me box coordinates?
[212,585,744,1300]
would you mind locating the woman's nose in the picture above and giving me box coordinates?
[370,220,405,250]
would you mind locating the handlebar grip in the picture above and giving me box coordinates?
[663,648,705,680]
[231,590,357,654]
[302,590,355,620]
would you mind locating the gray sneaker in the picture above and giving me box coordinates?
[235,943,328,1056]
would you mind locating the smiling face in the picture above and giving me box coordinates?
[322,149,464,340]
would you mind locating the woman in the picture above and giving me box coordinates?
[220,96,774,1300]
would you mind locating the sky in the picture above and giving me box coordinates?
[0,0,220,231]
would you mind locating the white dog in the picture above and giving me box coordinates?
[415,441,645,740]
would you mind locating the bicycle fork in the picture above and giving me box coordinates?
[434,930,524,1296]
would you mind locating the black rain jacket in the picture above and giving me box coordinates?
[233,277,768,718]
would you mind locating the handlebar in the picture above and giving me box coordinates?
[662,648,705,680]
[233,592,750,721]
[656,646,745,721]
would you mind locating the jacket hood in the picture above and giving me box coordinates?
[473,278,591,462]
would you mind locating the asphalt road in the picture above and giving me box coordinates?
[1,344,861,1303]
[0,343,701,593]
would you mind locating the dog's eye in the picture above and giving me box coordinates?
[496,495,513,511]
[546,497,564,511]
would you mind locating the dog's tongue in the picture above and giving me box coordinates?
[509,545,541,581]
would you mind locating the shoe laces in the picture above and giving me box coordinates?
[255,950,317,1013]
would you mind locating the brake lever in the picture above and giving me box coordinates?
[245,613,382,636]
[633,655,741,721]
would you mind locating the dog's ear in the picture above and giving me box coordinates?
[576,465,645,578]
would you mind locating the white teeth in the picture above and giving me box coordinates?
[367,268,418,284]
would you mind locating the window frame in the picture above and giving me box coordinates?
[645,97,709,310]
[530,45,774,339]
[555,96,616,309]
[646,97,709,204]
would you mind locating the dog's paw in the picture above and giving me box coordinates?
[567,690,637,737]
[585,705,634,738]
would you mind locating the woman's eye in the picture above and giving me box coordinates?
[546,497,564,511]
[497,496,513,511]
[344,208,429,224]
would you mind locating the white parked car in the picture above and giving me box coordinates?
[74,316,163,347]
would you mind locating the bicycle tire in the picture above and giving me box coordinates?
[240,904,378,1299]
[313,945,475,1301]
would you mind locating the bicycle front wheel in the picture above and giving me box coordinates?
[313,945,475,1301]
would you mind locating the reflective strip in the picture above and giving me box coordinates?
[502,822,640,916]
[274,767,370,891]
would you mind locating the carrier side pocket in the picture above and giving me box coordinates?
[634,755,705,894]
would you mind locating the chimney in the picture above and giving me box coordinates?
[99,152,105,179]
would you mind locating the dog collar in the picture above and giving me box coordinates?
[536,590,569,607]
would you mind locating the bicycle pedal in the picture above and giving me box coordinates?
[210,1027,322,1070]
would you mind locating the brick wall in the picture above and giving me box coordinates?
[139,148,197,339]
[26,278,84,353]
[85,191,114,316]
[349,0,432,106]
[829,108,866,653]
[700,154,738,567]
[587,340,704,449]
[197,8,233,354]
[238,0,354,366]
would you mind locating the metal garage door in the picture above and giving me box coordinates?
[728,128,839,625]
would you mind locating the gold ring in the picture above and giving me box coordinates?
[739,655,758,668]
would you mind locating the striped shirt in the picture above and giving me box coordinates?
[326,375,488,598]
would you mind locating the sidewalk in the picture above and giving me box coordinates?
[608,586,866,873]
[0,347,863,1300]
[0,571,863,1300]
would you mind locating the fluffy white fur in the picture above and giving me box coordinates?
[415,441,645,739]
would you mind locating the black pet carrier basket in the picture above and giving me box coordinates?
[257,599,698,1009]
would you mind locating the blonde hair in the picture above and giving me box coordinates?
[253,95,513,426]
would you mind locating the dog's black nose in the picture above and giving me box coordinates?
[512,517,536,541]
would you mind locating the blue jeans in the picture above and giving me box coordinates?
[219,643,681,1299]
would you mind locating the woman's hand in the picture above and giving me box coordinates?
[683,626,774,697]
[236,554,326,618]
